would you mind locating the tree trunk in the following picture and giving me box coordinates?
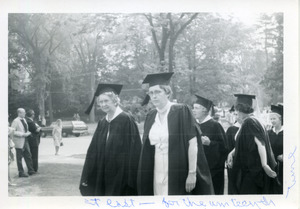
[168,41,175,73]
[89,72,95,123]
[48,90,54,123]
[38,90,46,124]
[264,23,269,70]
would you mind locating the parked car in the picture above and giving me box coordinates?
[41,121,88,137]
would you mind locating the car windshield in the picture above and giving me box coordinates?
[50,121,72,127]
[72,121,85,125]
[62,121,73,126]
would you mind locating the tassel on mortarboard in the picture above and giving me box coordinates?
[141,94,150,106]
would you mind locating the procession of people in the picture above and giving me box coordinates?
[77,72,283,196]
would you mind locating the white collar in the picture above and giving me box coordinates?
[233,121,241,128]
[272,126,283,134]
[156,101,172,114]
[106,106,123,122]
[200,115,212,124]
[18,117,25,121]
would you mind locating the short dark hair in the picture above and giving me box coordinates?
[235,103,254,114]
[26,109,35,117]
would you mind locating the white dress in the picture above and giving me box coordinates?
[52,126,62,146]
[149,101,173,195]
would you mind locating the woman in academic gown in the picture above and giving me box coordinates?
[79,84,142,196]
[225,105,240,194]
[268,104,283,193]
[227,94,277,194]
[137,72,214,196]
[192,95,227,195]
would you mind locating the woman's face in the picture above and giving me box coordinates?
[148,85,169,109]
[192,103,207,120]
[97,94,117,114]
[269,113,282,127]
[235,110,245,124]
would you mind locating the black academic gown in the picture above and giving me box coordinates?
[26,117,41,172]
[225,124,239,194]
[198,118,227,194]
[79,111,142,196]
[233,117,277,194]
[268,128,283,193]
[137,104,214,195]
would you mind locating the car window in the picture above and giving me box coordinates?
[62,121,73,126]
[72,121,85,126]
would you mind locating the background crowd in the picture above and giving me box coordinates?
[78,72,283,196]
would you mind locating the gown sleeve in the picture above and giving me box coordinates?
[201,120,227,171]
[180,104,197,141]
[245,118,276,168]
[194,124,215,195]
[79,121,102,196]
[126,115,142,194]
[180,105,214,194]
[245,118,267,146]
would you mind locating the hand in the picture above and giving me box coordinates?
[81,182,88,187]
[24,132,31,137]
[201,136,211,146]
[277,154,283,162]
[265,124,272,131]
[185,173,196,193]
[37,127,41,132]
[227,151,234,169]
[262,165,277,178]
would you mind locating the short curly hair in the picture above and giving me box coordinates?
[235,103,254,114]
[270,112,283,125]
[158,85,173,99]
[101,91,121,106]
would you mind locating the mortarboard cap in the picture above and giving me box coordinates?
[194,94,215,116]
[234,94,256,107]
[194,94,213,110]
[142,72,174,87]
[85,84,123,115]
[271,104,283,116]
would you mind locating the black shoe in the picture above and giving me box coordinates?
[19,173,29,178]
[28,171,37,175]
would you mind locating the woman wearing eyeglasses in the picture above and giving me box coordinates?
[137,72,213,195]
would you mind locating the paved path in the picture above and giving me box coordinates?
[9,125,95,196]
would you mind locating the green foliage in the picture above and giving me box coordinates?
[259,13,283,104]
[8,13,283,120]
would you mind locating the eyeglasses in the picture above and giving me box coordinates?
[148,90,163,97]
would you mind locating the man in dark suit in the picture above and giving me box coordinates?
[26,109,41,173]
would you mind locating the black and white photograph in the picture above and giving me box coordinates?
[0,0,299,208]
